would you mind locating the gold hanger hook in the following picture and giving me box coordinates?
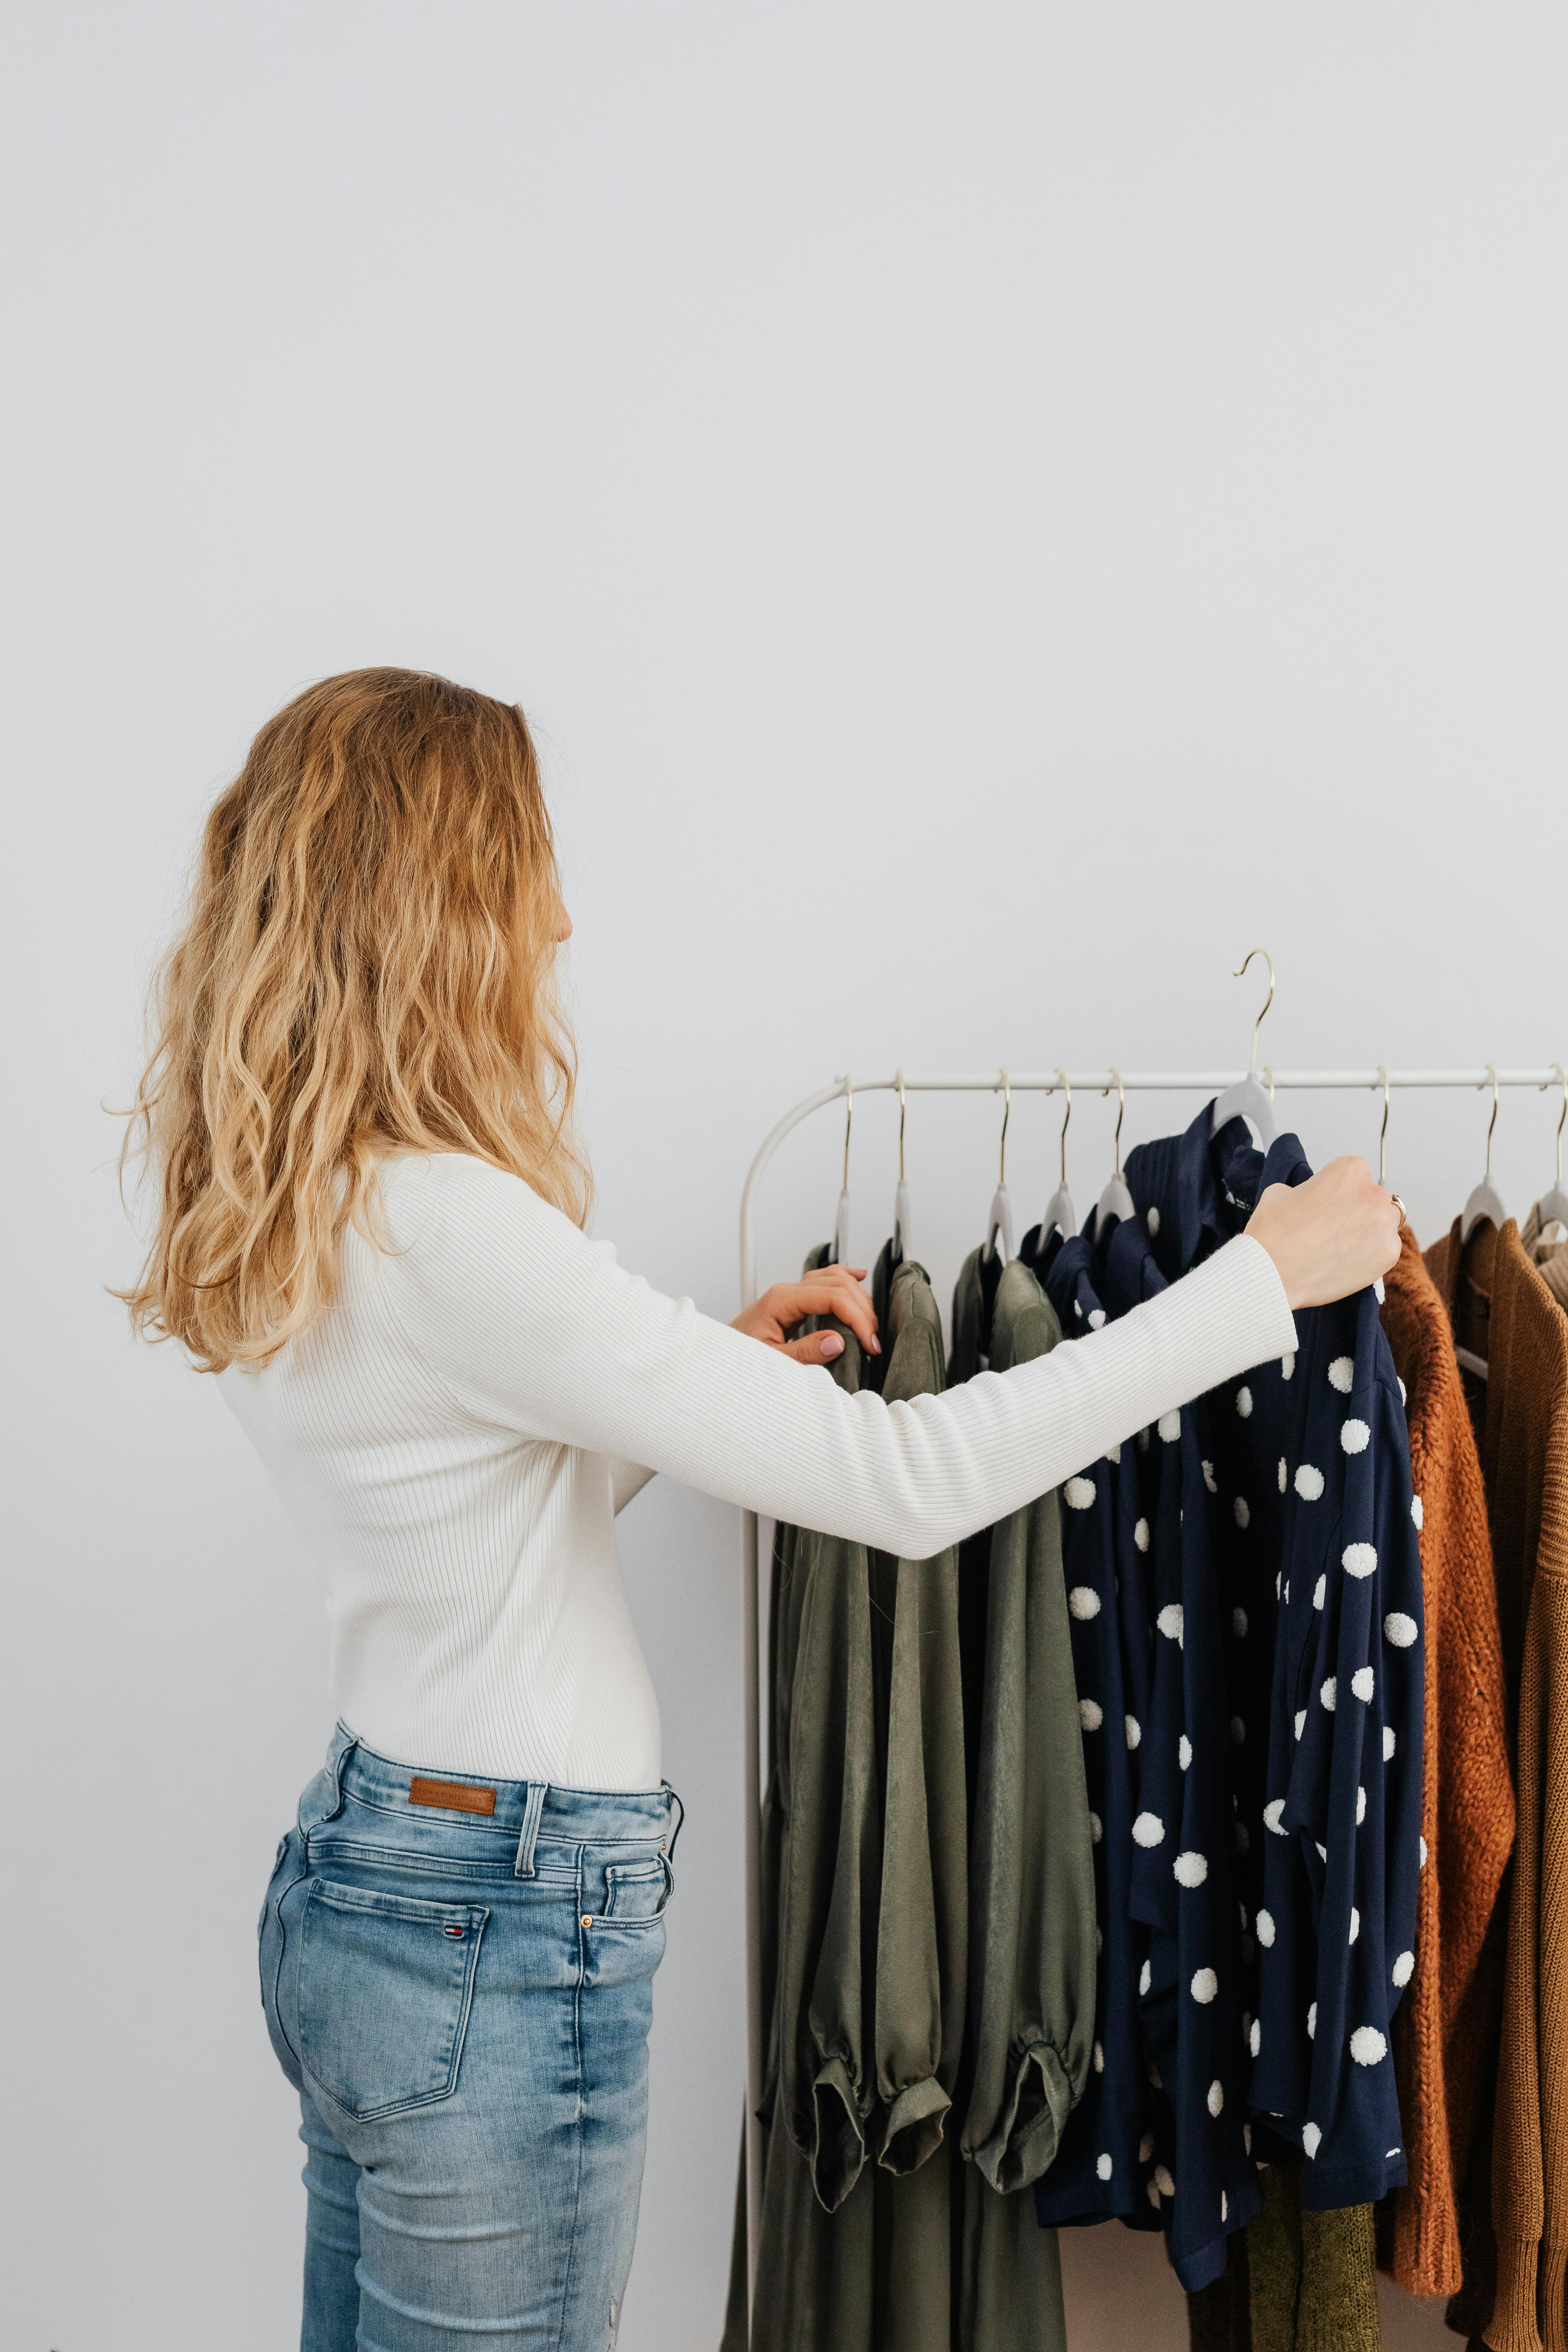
[998,1070,1011,1186]
[1377,1067,1390,1186]
[1264,1065,1276,1101]
[1101,1066,1126,1178]
[1482,1063,1498,1182]
[1233,948,1276,1076]
[895,1069,906,1183]
[1056,1067,1072,1184]
[841,1076,853,1192]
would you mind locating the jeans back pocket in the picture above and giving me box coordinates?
[296,1877,489,2121]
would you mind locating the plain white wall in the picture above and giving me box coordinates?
[3,6,1565,2345]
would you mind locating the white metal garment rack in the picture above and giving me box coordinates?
[733,1062,1563,2322]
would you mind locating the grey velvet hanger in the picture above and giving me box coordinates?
[1038,1069,1077,1248]
[1459,1064,1508,1243]
[891,1070,913,1264]
[1210,949,1280,1151]
[832,1077,852,1267]
[1094,1067,1136,1241]
[1531,1063,1568,1236]
[982,1071,1015,1266]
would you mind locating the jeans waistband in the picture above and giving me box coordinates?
[304,1723,682,1879]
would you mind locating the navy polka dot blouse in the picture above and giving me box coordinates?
[1025,1107,1424,2290]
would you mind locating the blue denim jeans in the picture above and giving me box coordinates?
[259,1726,679,2352]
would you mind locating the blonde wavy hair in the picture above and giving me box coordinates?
[120,666,591,1373]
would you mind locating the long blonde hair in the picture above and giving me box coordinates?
[120,666,591,1372]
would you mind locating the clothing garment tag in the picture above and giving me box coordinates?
[408,1775,497,1815]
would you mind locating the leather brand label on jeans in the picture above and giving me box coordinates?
[408,1775,497,1816]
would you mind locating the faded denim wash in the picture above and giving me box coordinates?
[259,1725,679,2352]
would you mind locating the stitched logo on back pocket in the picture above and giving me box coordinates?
[296,1878,489,2120]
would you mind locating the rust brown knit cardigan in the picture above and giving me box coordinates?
[1427,1219,1568,2352]
[1379,1226,1513,2298]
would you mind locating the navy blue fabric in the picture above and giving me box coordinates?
[1026,1229,1159,2238]
[1100,1211,1265,2288]
[1126,1108,1424,2217]
[1018,1109,1425,2291]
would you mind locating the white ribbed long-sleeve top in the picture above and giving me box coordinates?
[222,1149,1298,1791]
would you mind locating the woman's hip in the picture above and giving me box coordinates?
[262,1727,681,2347]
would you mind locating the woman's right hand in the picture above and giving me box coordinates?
[1248,1157,1403,1311]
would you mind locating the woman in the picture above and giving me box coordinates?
[122,668,1398,2352]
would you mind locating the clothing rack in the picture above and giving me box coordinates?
[733,1063,1564,2320]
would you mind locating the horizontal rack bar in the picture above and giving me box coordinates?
[822,1067,1565,1094]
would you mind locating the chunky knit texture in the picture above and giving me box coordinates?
[222,1149,1297,1788]
[1245,2164,1381,2352]
[1379,1225,1514,2298]
[1427,1220,1568,2352]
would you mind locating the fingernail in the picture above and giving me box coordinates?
[869,1336,881,1354]
[820,1333,844,1358]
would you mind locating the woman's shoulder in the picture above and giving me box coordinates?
[374,1148,577,1261]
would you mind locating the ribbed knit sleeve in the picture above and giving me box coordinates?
[380,1153,1298,1559]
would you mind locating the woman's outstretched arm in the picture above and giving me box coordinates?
[384,1150,1396,1558]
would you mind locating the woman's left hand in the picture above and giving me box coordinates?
[732,1266,881,1365]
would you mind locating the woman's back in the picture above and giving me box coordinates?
[223,1149,663,1788]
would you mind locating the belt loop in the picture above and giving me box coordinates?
[298,1723,357,1838]
[327,1724,356,1809]
[663,1780,685,1860]
[514,1782,547,1879]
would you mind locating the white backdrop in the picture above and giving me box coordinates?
[3,7,1565,2347]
